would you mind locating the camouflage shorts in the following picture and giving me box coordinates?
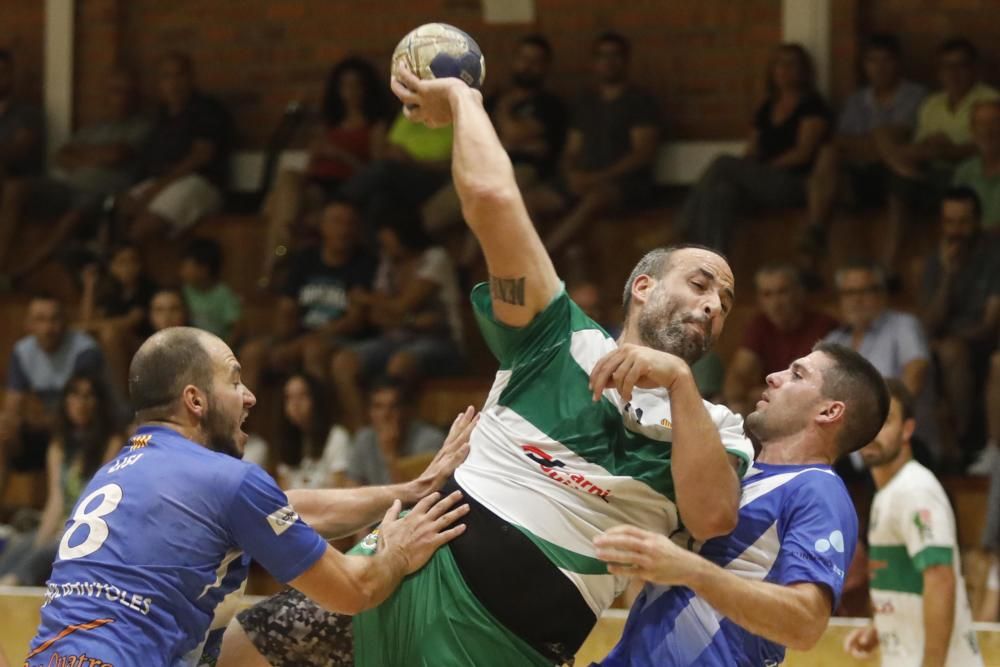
[236,587,354,667]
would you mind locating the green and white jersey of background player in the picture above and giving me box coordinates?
[868,459,982,666]
[452,283,754,616]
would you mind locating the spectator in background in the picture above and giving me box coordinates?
[423,34,567,266]
[953,99,1000,232]
[980,350,1000,616]
[874,38,998,271]
[801,34,926,263]
[724,263,838,415]
[0,374,123,586]
[77,244,157,389]
[179,238,241,341]
[3,70,150,281]
[259,57,389,288]
[824,260,938,460]
[920,187,1000,468]
[123,52,232,240]
[525,31,659,257]
[275,373,351,490]
[845,379,981,666]
[345,377,444,487]
[339,109,452,244]
[0,48,45,280]
[0,295,105,488]
[147,286,188,331]
[240,200,375,391]
[331,211,462,430]
[680,43,831,251]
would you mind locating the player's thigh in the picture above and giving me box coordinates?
[218,619,273,667]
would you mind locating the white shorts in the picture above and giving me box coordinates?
[132,174,223,234]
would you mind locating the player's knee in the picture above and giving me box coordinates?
[217,618,269,667]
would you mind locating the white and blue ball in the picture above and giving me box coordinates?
[392,23,485,89]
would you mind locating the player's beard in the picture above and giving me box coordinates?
[636,287,712,365]
[202,393,242,459]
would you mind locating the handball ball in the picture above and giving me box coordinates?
[392,23,485,89]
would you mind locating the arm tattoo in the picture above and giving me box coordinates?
[490,275,526,306]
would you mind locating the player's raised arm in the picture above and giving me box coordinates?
[391,65,561,327]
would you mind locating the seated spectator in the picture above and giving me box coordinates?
[874,38,998,270]
[4,70,150,281]
[953,99,1000,232]
[179,238,241,341]
[824,260,938,460]
[240,200,375,391]
[77,244,157,388]
[0,294,105,488]
[147,286,188,331]
[331,212,462,430]
[802,33,926,262]
[524,31,659,257]
[423,34,567,265]
[680,43,831,251]
[919,187,1000,465]
[345,377,444,486]
[0,374,122,586]
[723,263,837,415]
[0,48,45,279]
[339,110,452,244]
[259,57,389,287]
[122,52,231,240]
[275,373,351,490]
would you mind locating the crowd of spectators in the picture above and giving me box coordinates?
[0,27,997,619]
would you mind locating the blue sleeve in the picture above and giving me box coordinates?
[226,465,327,583]
[6,350,28,392]
[771,472,858,609]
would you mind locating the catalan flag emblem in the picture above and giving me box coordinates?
[128,434,152,450]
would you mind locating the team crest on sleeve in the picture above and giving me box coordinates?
[266,505,299,536]
[913,509,933,541]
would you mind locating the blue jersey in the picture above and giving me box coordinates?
[25,425,328,667]
[600,463,857,667]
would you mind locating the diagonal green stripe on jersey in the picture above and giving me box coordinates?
[869,544,923,595]
[515,525,609,575]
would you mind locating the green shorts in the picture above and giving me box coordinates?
[351,544,553,667]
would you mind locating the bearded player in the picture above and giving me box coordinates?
[220,61,753,667]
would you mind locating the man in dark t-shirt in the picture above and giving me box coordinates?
[123,52,232,240]
[920,187,1000,458]
[723,264,837,416]
[240,200,376,390]
[524,32,660,256]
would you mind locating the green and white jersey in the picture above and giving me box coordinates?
[868,460,982,666]
[454,285,754,616]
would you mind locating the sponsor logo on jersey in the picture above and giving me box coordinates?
[127,434,152,451]
[43,581,153,616]
[913,509,933,541]
[521,445,612,503]
[873,599,896,615]
[814,530,845,554]
[266,505,299,536]
[24,618,115,666]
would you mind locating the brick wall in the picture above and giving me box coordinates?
[69,0,784,146]
[0,2,44,104]
[862,0,1000,88]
